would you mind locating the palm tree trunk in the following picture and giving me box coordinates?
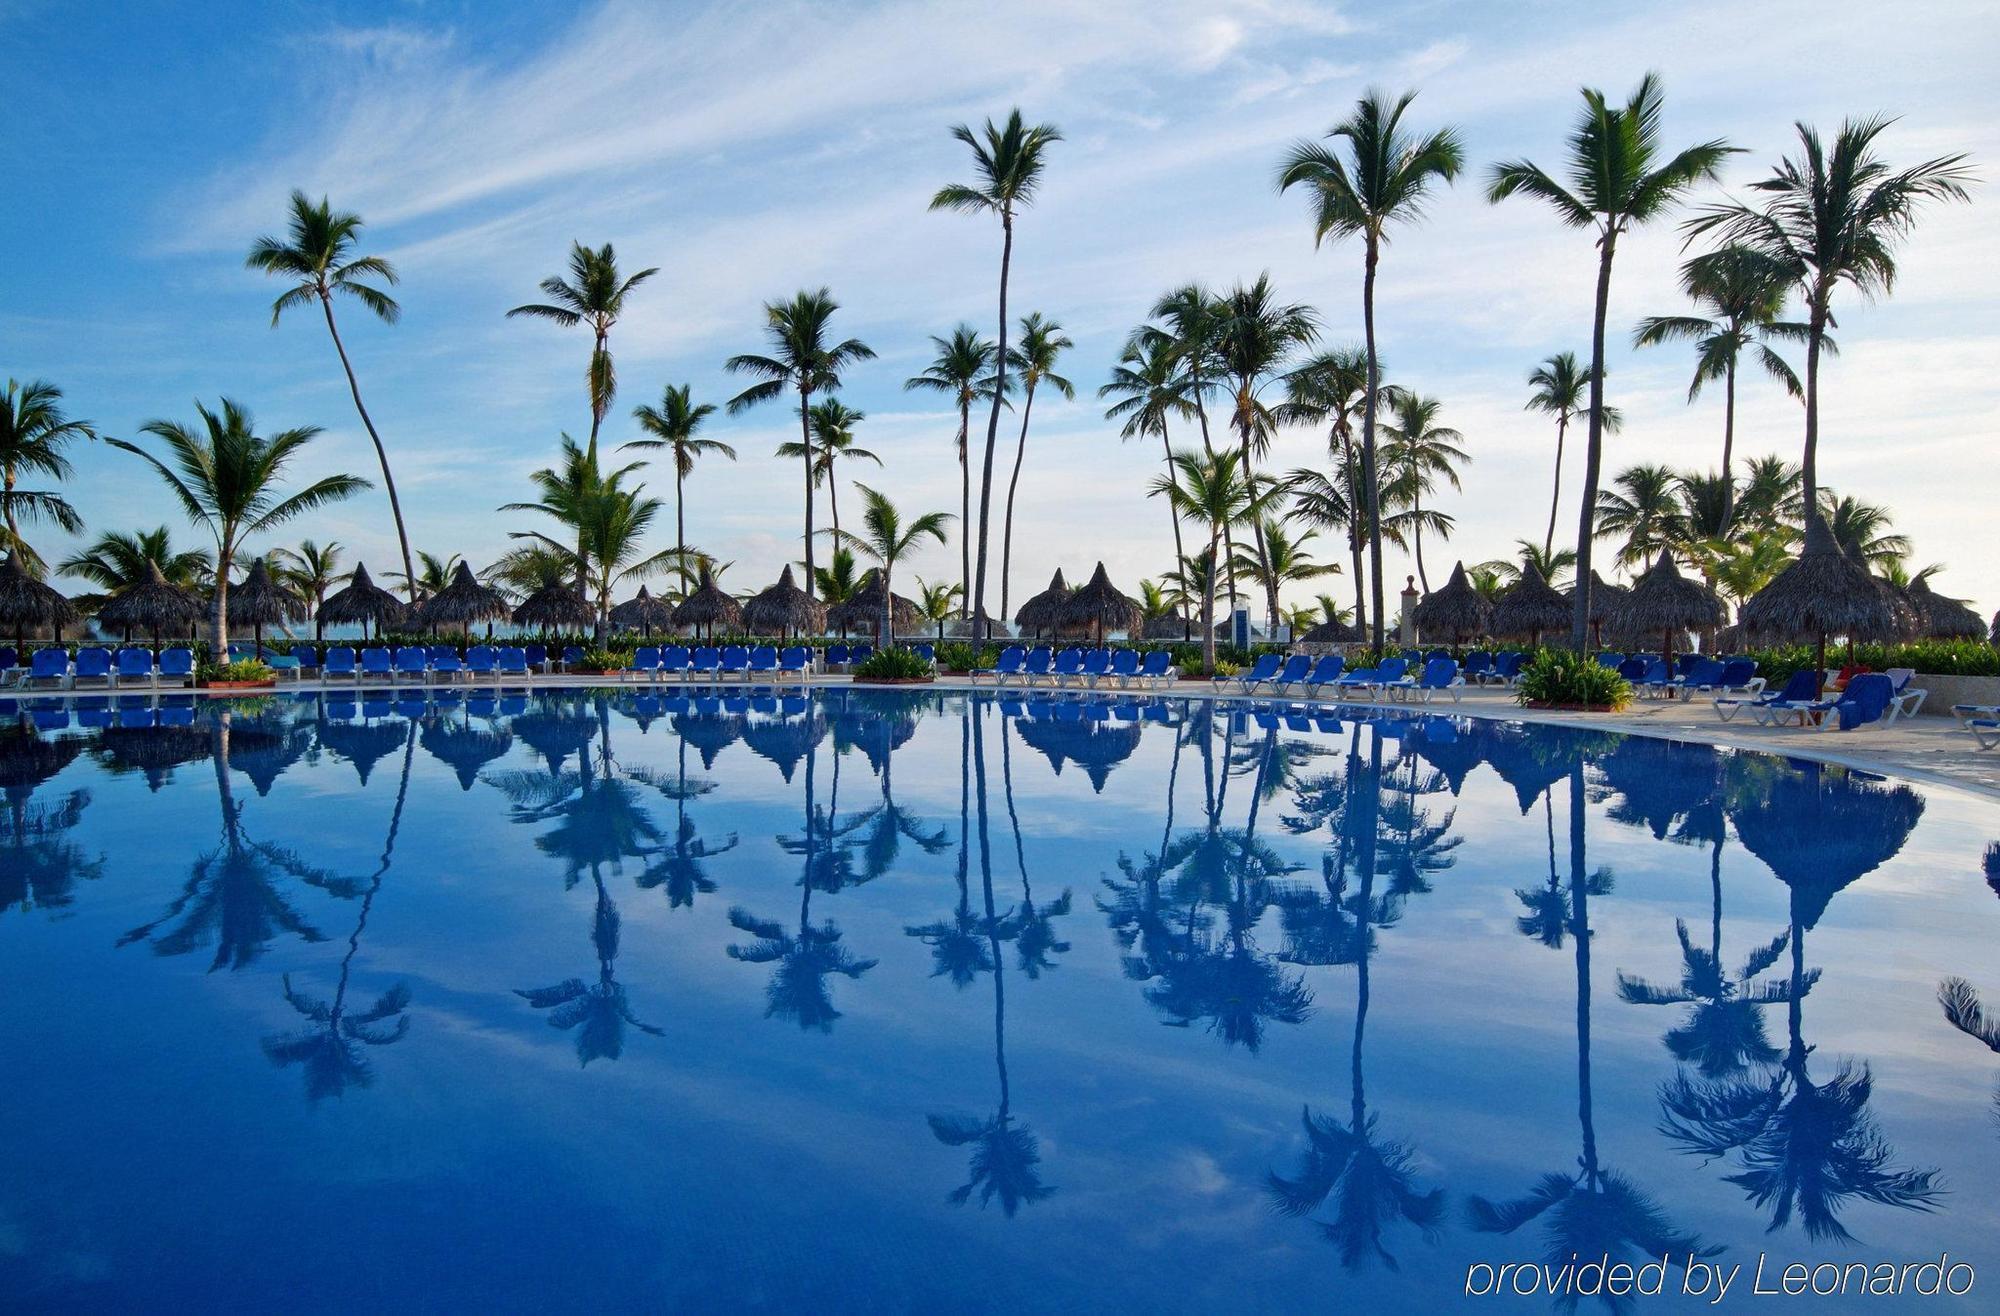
[1338,428,1366,635]
[828,461,841,540]
[799,386,817,601]
[675,461,688,591]
[1570,232,1618,652]
[880,564,893,648]
[1361,236,1385,653]
[1568,762,1597,1183]
[210,546,233,658]
[1719,362,1737,533]
[1544,411,1567,559]
[1160,425,1187,616]
[1000,381,1037,622]
[319,294,417,603]
[1413,481,1429,592]
[971,216,1015,640]
[958,406,971,618]
[1802,294,1826,519]
[1237,409,1278,632]
[1189,374,1235,607]
[1202,525,1219,677]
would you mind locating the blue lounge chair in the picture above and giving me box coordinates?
[1881,668,1927,722]
[560,645,586,672]
[114,647,156,689]
[1685,658,1760,700]
[323,647,358,682]
[625,646,661,682]
[1663,657,1722,699]
[778,646,810,682]
[746,645,778,679]
[1134,650,1177,689]
[849,644,875,666]
[1365,657,1412,699]
[24,648,69,689]
[1074,649,1112,688]
[359,648,395,683]
[1264,654,1314,696]
[1219,653,1281,693]
[825,643,850,669]
[1634,659,1676,698]
[910,643,935,662]
[973,645,1025,685]
[159,647,197,688]
[1106,649,1140,687]
[292,645,320,676]
[1302,654,1346,695]
[1017,648,1053,686]
[1616,657,1649,683]
[1768,671,1894,730]
[428,645,465,681]
[393,646,430,682]
[659,645,690,681]
[1595,652,1624,669]
[690,646,722,681]
[71,647,113,688]
[1715,668,1821,723]
[1333,664,1379,695]
[525,644,549,673]
[1049,648,1086,686]
[1461,651,1493,683]
[718,645,750,681]
[1970,717,2000,750]
[1411,657,1465,704]
[464,645,498,680]
[496,647,531,679]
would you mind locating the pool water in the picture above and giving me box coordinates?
[2,687,1996,1312]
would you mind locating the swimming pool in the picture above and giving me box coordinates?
[3,687,1995,1311]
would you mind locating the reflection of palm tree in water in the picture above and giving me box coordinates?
[907,700,995,986]
[1471,761,1711,1309]
[999,713,1069,977]
[1,728,100,914]
[1270,725,1444,1269]
[635,734,736,909]
[929,700,1053,1216]
[1936,845,2000,1126]
[263,723,415,1099]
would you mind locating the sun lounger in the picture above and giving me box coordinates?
[1881,668,1927,722]
[496,646,531,679]
[24,648,69,689]
[114,647,156,689]
[1218,653,1281,694]
[746,645,778,680]
[1366,657,1412,699]
[824,643,850,670]
[778,646,810,682]
[1716,669,1821,723]
[1461,651,1493,683]
[973,645,1025,684]
[1595,652,1624,669]
[559,646,585,673]
[393,646,430,683]
[1302,654,1346,695]
[1333,664,1378,696]
[1768,671,1894,730]
[158,647,197,688]
[1016,648,1054,686]
[1264,654,1313,696]
[1411,657,1465,704]
[1049,648,1086,686]
[1969,718,2000,749]
[1952,702,2000,727]
[1134,650,1177,689]
[625,645,661,682]
[848,644,874,666]
[1106,649,1140,687]
[358,648,394,683]
[525,644,549,673]
[464,645,498,680]
[659,645,690,682]
[429,646,465,682]
[718,645,750,681]
[1484,652,1526,686]
[1072,649,1112,688]
[323,647,358,682]
[71,647,113,688]
[689,646,722,682]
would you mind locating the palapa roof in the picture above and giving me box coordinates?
[1299,615,1360,643]
[1608,552,1726,636]
[97,561,205,633]
[319,562,408,629]
[609,583,677,632]
[417,561,511,629]
[1570,569,1628,627]
[1059,562,1143,636]
[1012,710,1143,793]
[673,569,744,630]
[1144,613,1196,641]
[1738,513,1897,643]
[1905,576,1985,640]
[228,558,305,628]
[826,570,919,633]
[1491,562,1571,639]
[420,716,514,791]
[513,578,594,630]
[741,566,827,636]
[1013,569,1071,631]
[1411,563,1492,640]
[0,553,77,629]
[741,707,829,782]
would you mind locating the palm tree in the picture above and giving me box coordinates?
[1379,390,1466,591]
[1735,455,1806,531]
[1100,331,1195,584]
[625,384,729,590]
[507,241,659,452]
[512,465,674,633]
[999,313,1074,618]
[931,108,1063,638]
[1821,493,1911,568]
[106,399,367,654]
[831,486,951,645]
[1230,517,1337,626]
[728,288,876,602]
[502,435,640,613]
[1212,276,1320,629]
[1595,464,1687,570]
[1278,89,1465,651]
[272,540,344,642]
[905,325,1002,615]
[386,550,459,603]
[778,398,878,539]
[59,527,212,603]
[1488,73,1735,648]
[1279,347,1378,631]
[1937,976,2000,1124]
[247,191,417,599]
[1686,119,1970,514]
[0,378,93,574]
[813,546,862,613]
[1523,353,1625,559]
[1150,448,1271,677]
[915,577,962,641]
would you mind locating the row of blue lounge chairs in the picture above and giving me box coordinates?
[969,646,1179,688]
[1713,669,1926,731]
[3,646,200,690]
[1217,653,1468,703]
[619,644,874,682]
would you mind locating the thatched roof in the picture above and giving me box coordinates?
[1739,513,1897,643]
[826,570,919,635]
[417,561,511,630]
[1411,562,1491,641]
[514,579,594,631]
[1144,612,1195,641]
[1299,615,1360,643]
[1905,576,1985,640]
[1609,552,1726,636]
[89,721,211,791]
[319,562,408,630]
[673,569,743,631]
[228,558,305,628]
[1491,562,1571,640]
[1581,570,1626,624]
[1059,562,1143,637]
[2,727,85,794]
[741,566,826,637]
[1014,569,1071,632]
[97,561,204,634]
[0,553,76,630]
[610,583,677,633]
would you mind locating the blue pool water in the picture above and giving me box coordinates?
[2,687,1996,1312]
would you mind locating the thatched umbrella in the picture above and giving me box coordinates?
[1577,570,1629,651]
[673,568,743,640]
[319,563,407,643]
[1299,615,1360,644]
[514,578,594,637]
[417,561,511,639]
[610,584,677,638]
[1014,569,1071,638]
[1609,552,1726,668]
[1410,562,1491,646]
[1144,612,1195,642]
[1739,513,1897,677]
[826,570,918,641]
[0,553,76,650]
[1491,562,1570,648]
[1059,562,1143,645]
[741,566,826,640]
[227,558,305,653]
[1904,576,1984,640]
[97,561,204,648]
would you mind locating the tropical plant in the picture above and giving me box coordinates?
[59,527,212,604]
[1379,390,1465,590]
[105,399,367,653]
[626,384,729,589]
[247,191,416,598]
[778,398,878,539]
[1821,493,1911,569]
[507,240,658,450]
[1686,118,1970,514]
[830,486,952,644]
[1278,88,1465,651]
[854,648,934,680]
[0,378,93,574]
[502,434,640,614]
[512,462,673,633]
[1100,330,1195,586]
[386,550,460,602]
[1150,448,1273,677]
[1595,464,1686,569]
[930,107,1063,638]
[728,288,876,602]
[1279,347,1380,631]
[1230,517,1337,624]
[998,313,1074,617]
[1479,538,1578,591]
[272,539,343,640]
[1523,352,1624,559]
[1488,73,1734,648]
[1515,650,1632,709]
[915,576,962,640]
[905,324,1003,615]
[813,545,862,610]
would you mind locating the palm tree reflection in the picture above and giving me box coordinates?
[0,727,100,914]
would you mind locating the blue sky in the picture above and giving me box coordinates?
[5,0,1993,618]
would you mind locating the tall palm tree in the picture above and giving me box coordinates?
[914,577,962,641]
[1279,347,1377,628]
[1594,464,1686,570]
[813,546,862,612]
[1379,390,1466,591]
[272,539,344,642]
[1100,330,1195,584]
[1212,276,1320,629]
[1229,517,1337,625]
[905,325,1002,616]
[386,550,459,603]
[931,108,1063,638]
[831,486,952,645]
[1150,448,1272,677]
[1635,245,1811,531]
[247,191,417,599]
[1821,493,1911,568]
[1488,73,1734,648]
[512,466,673,633]
[106,400,367,654]
[778,398,878,539]
[1686,118,1970,514]
[1522,353,1624,560]
[1278,89,1465,651]
[625,384,729,589]
[999,313,1074,618]
[1149,287,1240,597]
[0,378,92,574]
[727,288,876,602]
[502,435,641,612]
[507,241,659,453]
[59,527,212,600]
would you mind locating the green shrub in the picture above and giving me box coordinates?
[578,646,632,670]
[854,648,934,680]
[198,658,275,684]
[933,641,993,673]
[1739,638,1998,682]
[1514,650,1631,710]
